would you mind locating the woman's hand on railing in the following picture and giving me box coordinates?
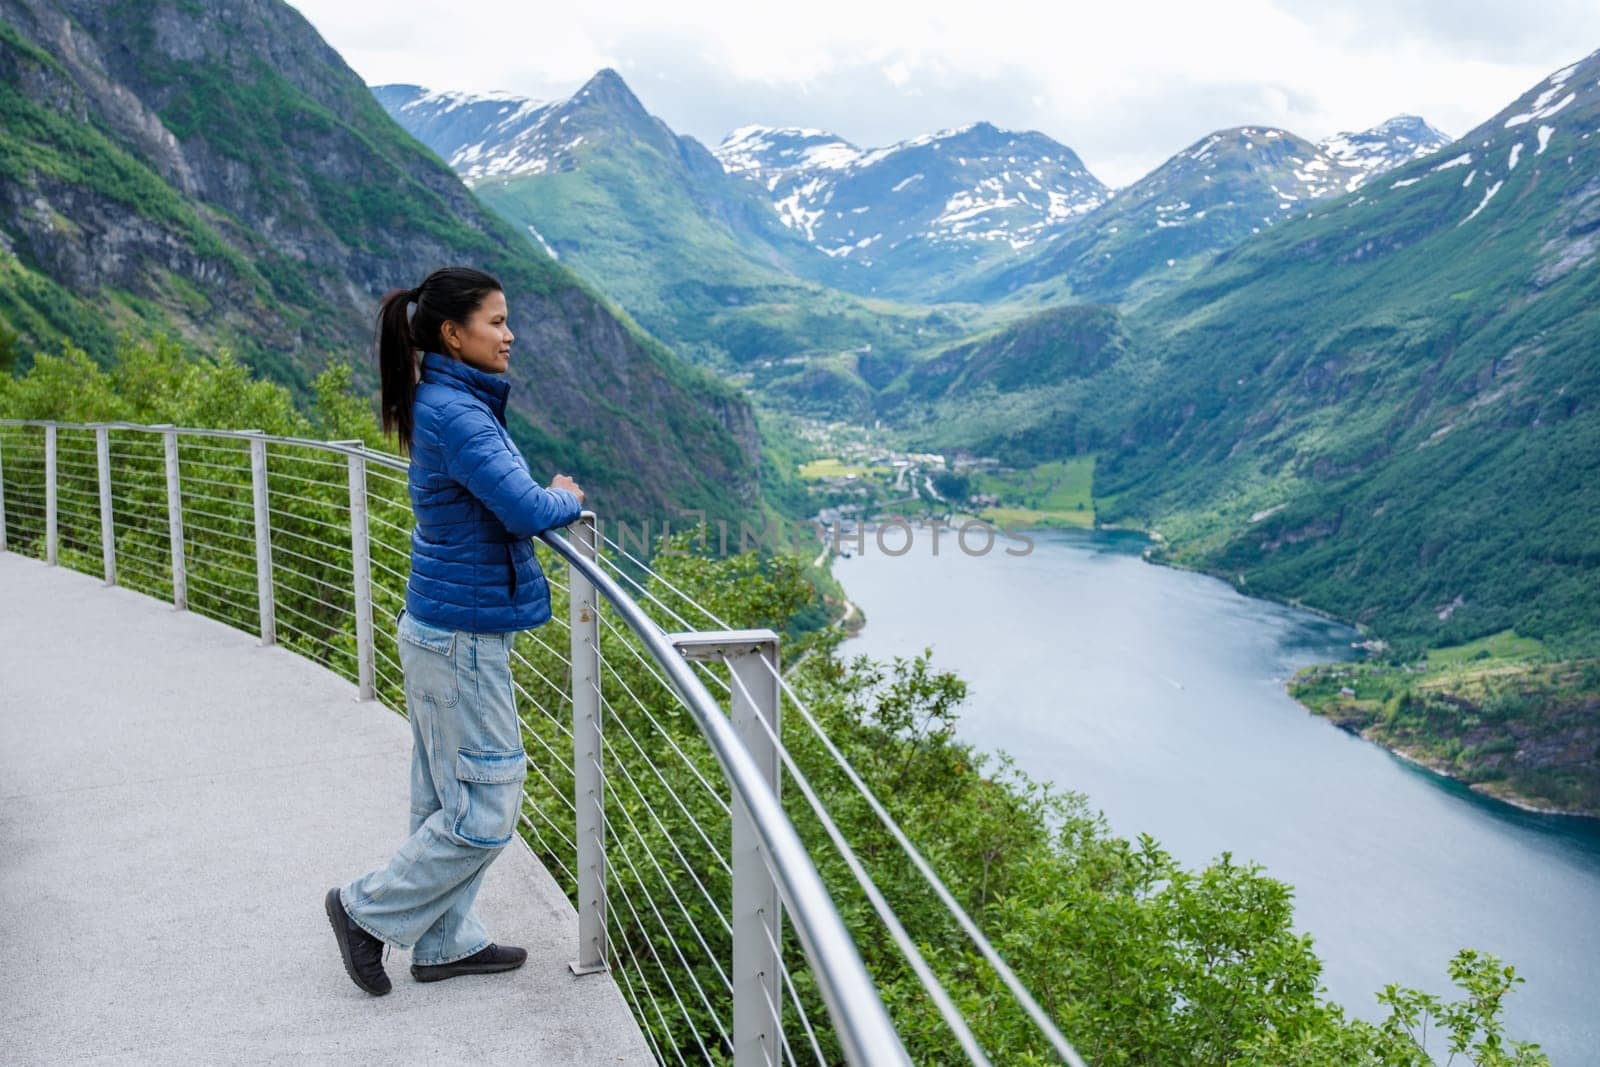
[550,473,585,506]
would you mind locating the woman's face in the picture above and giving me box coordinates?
[442,289,513,374]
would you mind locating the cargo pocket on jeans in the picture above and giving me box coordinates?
[452,748,526,848]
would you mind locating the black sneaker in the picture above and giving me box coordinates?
[325,887,392,996]
[411,942,528,983]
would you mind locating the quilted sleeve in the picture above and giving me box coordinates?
[437,400,583,538]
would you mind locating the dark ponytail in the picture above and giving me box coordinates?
[375,266,503,456]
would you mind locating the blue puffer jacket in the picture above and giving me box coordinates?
[404,351,582,633]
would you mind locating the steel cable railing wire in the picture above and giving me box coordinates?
[2,421,928,1066]
[596,730,736,1052]
[539,526,911,1067]
[721,653,994,1066]
[758,654,1090,1067]
[1,424,47,558]
[107,432,173,601]
[596,528,733,633]
[261,440,360,680]
[576,624,739,1060]
[571,512,1090,1066]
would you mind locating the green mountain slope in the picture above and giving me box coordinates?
[878,303,1150,462]
[0,0,760,524]
[1098,48,1600,656]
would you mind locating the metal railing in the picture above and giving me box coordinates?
[0,418,1086,1067]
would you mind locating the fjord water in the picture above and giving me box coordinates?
[836,527,1600,1064]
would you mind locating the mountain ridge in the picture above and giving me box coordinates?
[950,115,1453,305]
[715,119,1110,297]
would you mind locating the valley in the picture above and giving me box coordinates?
[380,49,1600,819]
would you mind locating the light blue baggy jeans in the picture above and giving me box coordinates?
[340,606,527,965]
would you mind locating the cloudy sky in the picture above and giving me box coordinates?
[290,0,1599,187]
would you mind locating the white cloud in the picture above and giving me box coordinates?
[288,0,1599,187]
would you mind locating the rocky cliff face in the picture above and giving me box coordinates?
[0,0,760,523]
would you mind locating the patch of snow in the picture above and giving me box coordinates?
[1431,152,1472,172]
[805,142,864,170]
[1391,176,1421,188]
[1505,90,1576,128]
[525,224,558,260]
[1459,180,1504,225]
[1536,125,1556,155]
[1508,143,1523,170]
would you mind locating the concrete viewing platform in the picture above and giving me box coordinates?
[0,552,654,1065]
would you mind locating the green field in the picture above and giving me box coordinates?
[1424,629,1546,666]
[976,455,1095,527]
[798,458,893,480]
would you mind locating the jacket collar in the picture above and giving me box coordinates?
[420,351,509,422]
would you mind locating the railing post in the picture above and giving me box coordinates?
[0,427,7,553]
[672,629,784,1067]
[568,510,608,976]
[340,441,375,700]
[159,426,186,610]
[44,422,57,565]
[248,432,276,646]
[97,426,115,585]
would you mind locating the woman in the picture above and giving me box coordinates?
[325,266,585,996]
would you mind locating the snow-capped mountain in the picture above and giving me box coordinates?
[371,86,560,180]
[1315,52,1596,236]
[378,64,1461,318]
[376,69,681,183]
[1317,115,1453,190]
[715,122,1110,297]
[375,69,960,380]
[954,116,1454,304]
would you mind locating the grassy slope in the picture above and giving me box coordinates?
[1101,142,1600,656]
[1078,61,1600,813]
